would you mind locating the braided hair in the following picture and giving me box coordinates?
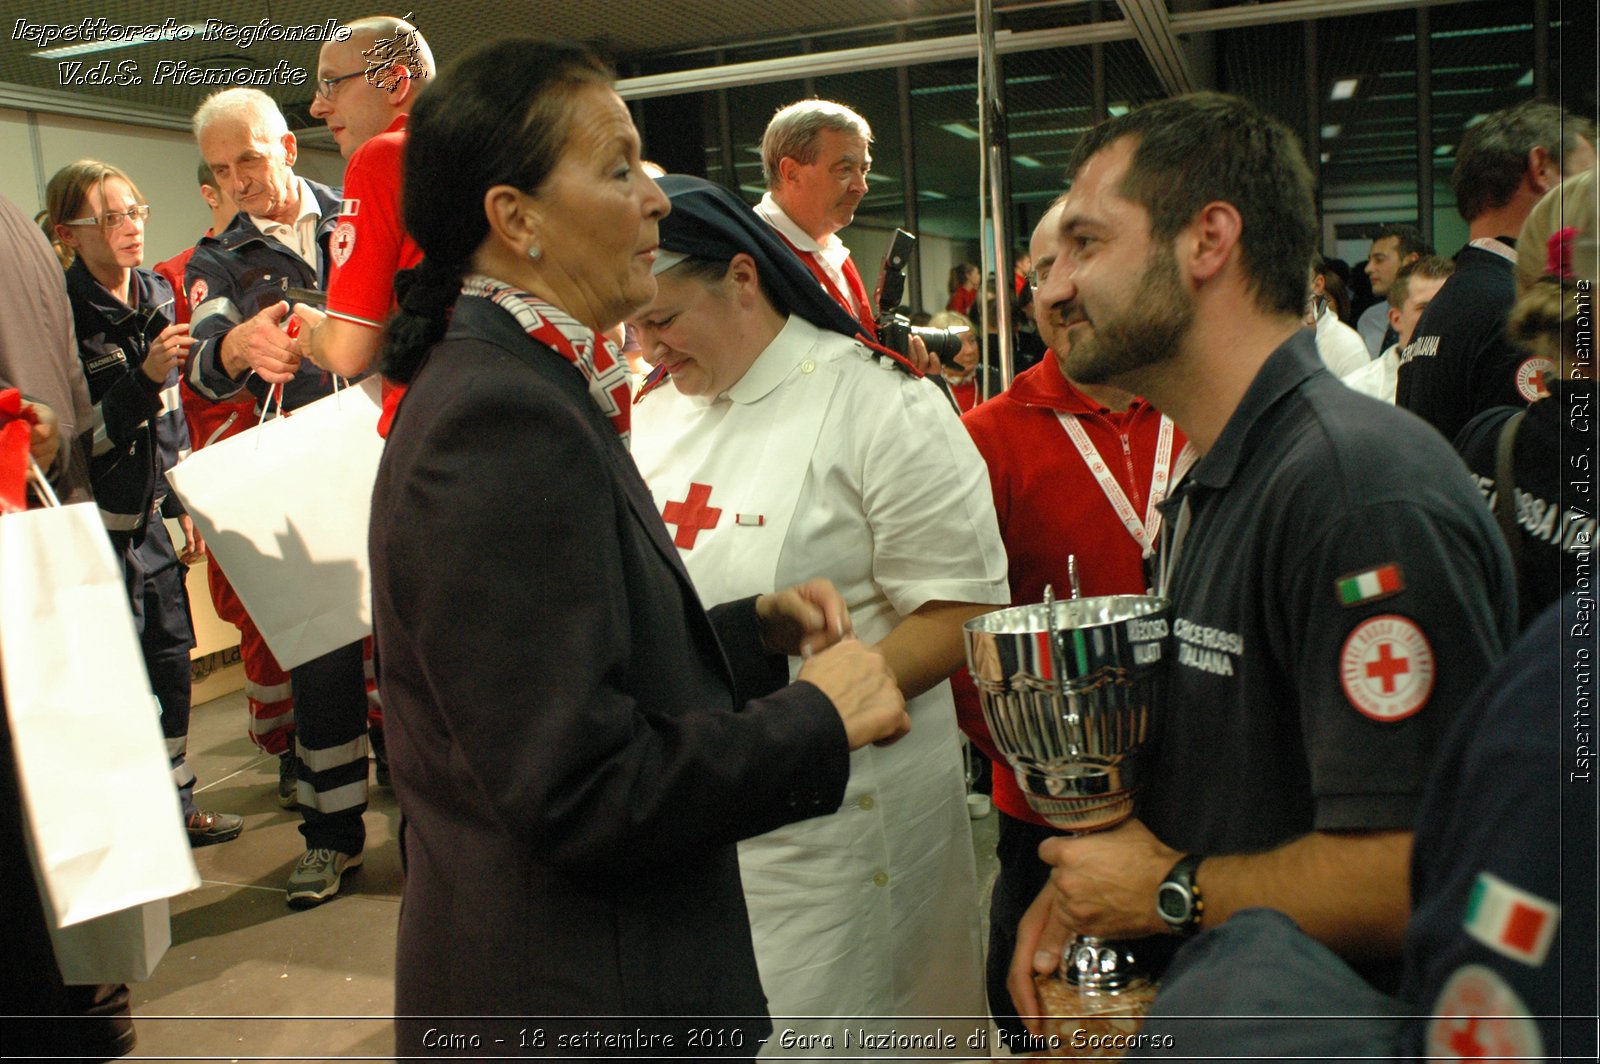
[381,39,613,382]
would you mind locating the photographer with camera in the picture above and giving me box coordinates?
[630,175,1009,1055]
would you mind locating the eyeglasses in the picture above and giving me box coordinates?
[316,68,366,101]
[63,204,151,230]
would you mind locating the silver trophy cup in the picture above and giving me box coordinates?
[964,592,1170,994]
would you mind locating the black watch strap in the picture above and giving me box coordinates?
[1157,853,1205,937]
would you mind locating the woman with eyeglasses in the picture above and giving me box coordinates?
[42,160,243,849]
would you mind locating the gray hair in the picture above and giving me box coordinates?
[761,99,872,190]
[1452,99,1595,222]
[192,87,290,143]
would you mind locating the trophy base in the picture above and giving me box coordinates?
[1027,972,1157,1059]
[1021,788,1136,833]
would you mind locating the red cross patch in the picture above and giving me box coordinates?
[189,279,208,307]
[661,482,722,550]
[1425,965,1542,1060]
[1515,356,1554,403]
[1339,614,1435,722]
[331,221,357,267]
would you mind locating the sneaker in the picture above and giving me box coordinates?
[285,848,363,908]
[277,751,298,810]
[186,808,244,847]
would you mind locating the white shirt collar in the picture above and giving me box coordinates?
[249,177,321,264]
[725,314,824,406]
[755,193,852,274]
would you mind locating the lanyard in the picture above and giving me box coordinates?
[770,229,879,339]
[1055,412,1195,557]
[1468,237,1517,264]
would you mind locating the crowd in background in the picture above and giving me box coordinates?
[1,16,1593,1062]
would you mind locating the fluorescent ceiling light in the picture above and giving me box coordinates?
[940,122,980,140]
[32,22,206,58]
[1516,69,1534,86]
[1380,64,1519,79]
[739,184,766,196]
[865,172,892,184]
[1108,103,1129,117]
[1320,152,1331,164]
[1390,23,1534,43]
[1435,145,1454,156]
[910,74,1050,96]
[1014,155,1043,169]
[1330,79,1359,101]
[919,190,949,201]
[1465,113,1488,128]
[1321,124,1342,139]
[1012,126,1092,140]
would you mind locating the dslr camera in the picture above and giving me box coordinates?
[873,230,970,367]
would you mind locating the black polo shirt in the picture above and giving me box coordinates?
[1141,330,1517,857]
[1397,240,1523,444]
[1456,380,1598,630]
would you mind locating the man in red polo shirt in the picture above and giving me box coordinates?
[291,14,435,791]
[294,14,434,378]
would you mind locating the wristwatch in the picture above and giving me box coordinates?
[1156,854,1205,937]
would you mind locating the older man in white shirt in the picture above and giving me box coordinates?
[754,99,880,336]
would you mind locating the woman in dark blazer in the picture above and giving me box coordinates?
[369,41,909,1058]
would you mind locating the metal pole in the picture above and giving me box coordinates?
[1305,20,1323,227]
[896,39,923,312]
[1416,6,1434,248]
[714,49,737,191]
[977,0,1015,391]
[1532,0,1550,100]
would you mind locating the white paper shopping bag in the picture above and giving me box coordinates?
[49,897,172,985]
[0,499,200,931]
[165,377,384,670]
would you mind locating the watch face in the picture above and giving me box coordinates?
[1157,882,1191,923]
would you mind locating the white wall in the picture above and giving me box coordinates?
[1,106,344,266]
[836,222,960,316]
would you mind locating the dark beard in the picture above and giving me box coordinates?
[1067,243,1192,386]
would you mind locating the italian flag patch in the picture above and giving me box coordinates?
[1463,872,1559,967]
[1336,564,1404,606]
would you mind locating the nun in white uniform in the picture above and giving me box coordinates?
[629,175,1009,1056]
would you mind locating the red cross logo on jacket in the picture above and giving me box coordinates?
[662,482,722,549]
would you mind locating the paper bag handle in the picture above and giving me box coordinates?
[26,456,60,509]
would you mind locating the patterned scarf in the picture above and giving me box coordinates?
[461,274,633,447]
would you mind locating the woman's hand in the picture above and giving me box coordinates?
[756,578,853,657]
[143,323,194,383]
[797,638,910,749]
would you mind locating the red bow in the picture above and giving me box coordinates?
[0,388,42,513]
[1546,226,1578,280]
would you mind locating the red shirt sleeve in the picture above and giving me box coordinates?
[325,130,421,328]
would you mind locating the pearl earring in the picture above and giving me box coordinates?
[527,243,542,261]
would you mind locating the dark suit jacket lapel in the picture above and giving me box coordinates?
[450,296,704,594]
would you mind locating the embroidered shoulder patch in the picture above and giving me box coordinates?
[331,221,357,267]
[1464,872,1560,967]
[1426,965,1542,1060]
[1335,563,1404,606]
[1515,356,1554,403]
[1339,614,1434,722]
